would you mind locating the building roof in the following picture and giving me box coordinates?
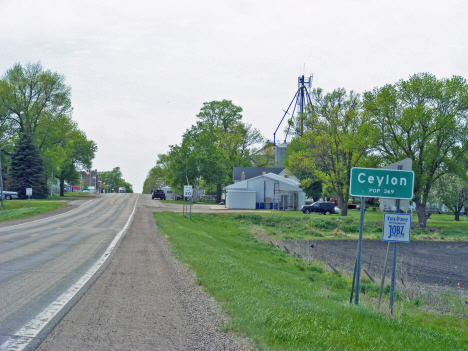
[227,172,302,191]
[233,167,284,182]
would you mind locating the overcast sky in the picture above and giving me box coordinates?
[1,0,466,193]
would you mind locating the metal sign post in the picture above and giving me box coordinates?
[349,166,414,306]
[184,185,193,219]
[353,196,366,305]
[382,208,411,316]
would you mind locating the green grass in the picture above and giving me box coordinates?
[154,212,468,350]
[226,211,468,241]
[46,192,95,200]
[0,200,66,222]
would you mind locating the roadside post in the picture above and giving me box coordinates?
[349,167,414,306]
[378,165,401,310]
[26,188,32,208]
[184,185,193,219]
[383,209,411,316]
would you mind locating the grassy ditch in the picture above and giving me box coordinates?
[154,212,467,350]
[0,200,66,222]
[234,211,468,241]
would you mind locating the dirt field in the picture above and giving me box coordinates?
[273,239,468,292]
[152,200,468,293]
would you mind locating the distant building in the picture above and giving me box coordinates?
[225,172,305,210]
[233,167,285,183]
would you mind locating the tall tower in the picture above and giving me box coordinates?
[273,74,313,167]
[273,74,313,145]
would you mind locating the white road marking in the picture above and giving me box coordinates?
[0,195,139,351]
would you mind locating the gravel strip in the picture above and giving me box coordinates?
[37,198,254,350]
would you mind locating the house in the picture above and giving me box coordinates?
[225,172,305,210]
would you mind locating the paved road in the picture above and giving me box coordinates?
[0,193,138,350]
[36,195,252,350]
[1,195,253,350]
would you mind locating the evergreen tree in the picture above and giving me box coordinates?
[9,132,48,199]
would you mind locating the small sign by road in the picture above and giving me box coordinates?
[350,167,414,199]
[184,185,193,198]
[382,213,411,243]
[26,188,32,208]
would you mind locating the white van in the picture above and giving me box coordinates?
[118,187,126,193]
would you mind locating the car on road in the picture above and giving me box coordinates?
[301,201,340,215]
[1,190,18,200]
[152,189,166,200]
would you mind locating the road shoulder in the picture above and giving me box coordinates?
[37,200,254,350]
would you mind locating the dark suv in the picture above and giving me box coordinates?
[301,201,340,215]
[151,189,166,200]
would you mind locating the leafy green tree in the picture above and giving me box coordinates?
[194,100,263,200]
[157,100,265,201]
[9,132,48,198]
[99,167,133,193]
[364,73,468,226]
[160,139,199,195]
[431,173,468,221]
[0,62,72,137]
[283,137,322,199]
[287,88,376,216]
[143,165,167,194]
[0,62,98,192]
[38,114,78,182]
[54,130,97,196]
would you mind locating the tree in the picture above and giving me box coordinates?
[283,137,322,200]
[160,138,201,195]
[9,132,48,198]
[54,130,97,196]
[194,100,263,200]
[431,173,468,221]
[287,88,376,216]
[0,62,98,193]
[0,62,72,138]
[143,165,167,194]
[99,167,133,193]
[364,73,468,227]
[159,100,264,201]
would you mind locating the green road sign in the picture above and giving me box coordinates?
[350,167,414,199]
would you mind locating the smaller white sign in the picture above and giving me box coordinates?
[382,213,411,243]
[184,185,193,198]
[26,188,32,196]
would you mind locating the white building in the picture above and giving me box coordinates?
[225,172,306,210]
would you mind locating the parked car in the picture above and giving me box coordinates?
[1,190,18,200]
[301,201,340,215]
[152,189,166,200]
[330,198,368,210]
